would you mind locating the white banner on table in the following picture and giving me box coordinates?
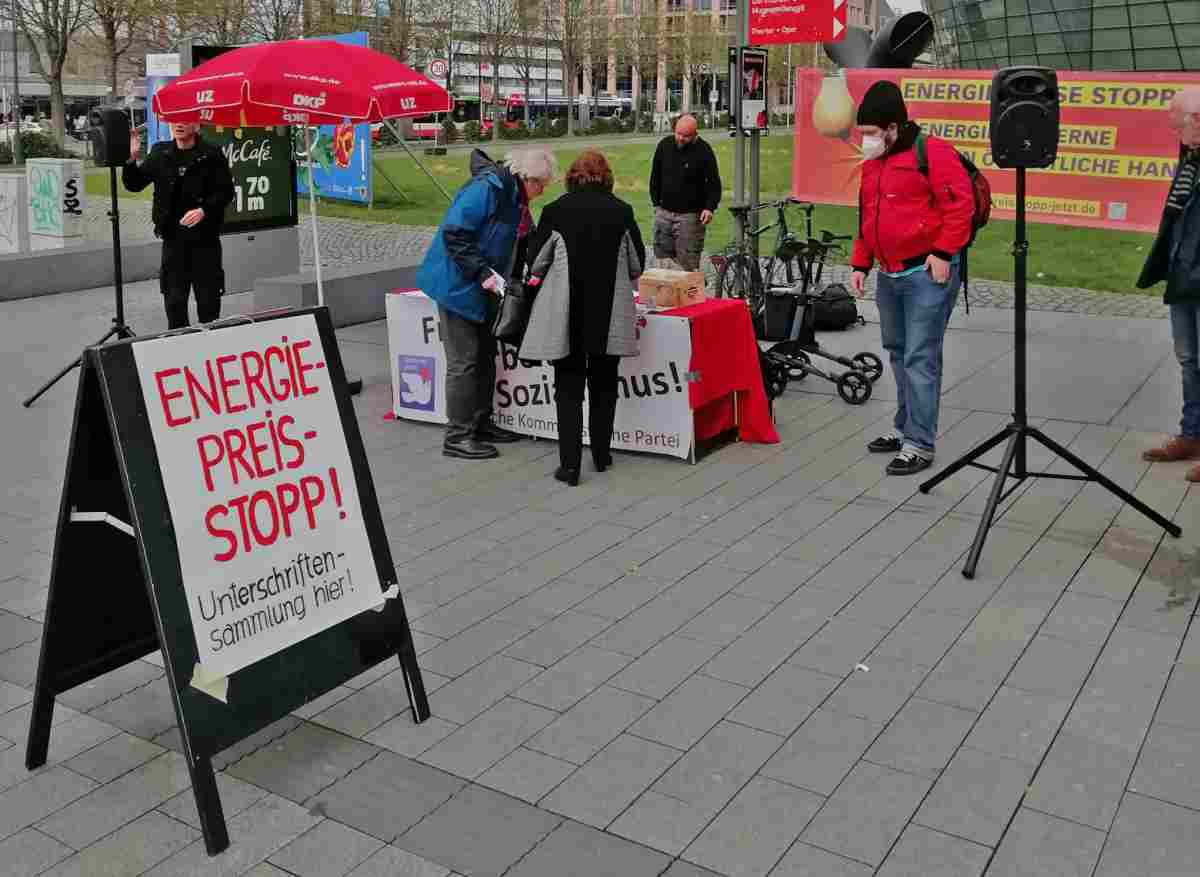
[387,290,695,459]
[132,314,385,679]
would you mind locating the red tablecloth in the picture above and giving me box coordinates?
[660,298,779,445]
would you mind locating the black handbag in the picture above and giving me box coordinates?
[491,282,535,345]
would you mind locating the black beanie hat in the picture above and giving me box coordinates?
[856,81,907,128]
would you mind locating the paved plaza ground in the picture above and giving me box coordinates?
[1,270,1199,877]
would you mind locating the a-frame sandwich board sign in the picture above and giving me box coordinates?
[25,307,429,855]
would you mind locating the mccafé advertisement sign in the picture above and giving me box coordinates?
[793,68,1200,232]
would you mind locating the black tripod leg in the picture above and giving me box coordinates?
[1027,427,1182,538]
[962,431,1022,579]
[22,326,121,408]
[920,426,1014,494]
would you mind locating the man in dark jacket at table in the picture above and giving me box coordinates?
[648,114,721,271]
[1139,86,1200,480]
[123,122,235,329]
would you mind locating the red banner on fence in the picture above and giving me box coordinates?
[792,68,1200,233]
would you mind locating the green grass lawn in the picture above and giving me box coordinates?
[87,136,1158,295]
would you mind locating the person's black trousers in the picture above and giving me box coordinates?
[553,352,620,471]
[161,237,224,330]
[438,305,498,443]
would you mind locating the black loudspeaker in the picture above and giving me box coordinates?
[89,108,130,167]
[989,66,1059,169]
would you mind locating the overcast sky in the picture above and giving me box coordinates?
[889,0,927,11]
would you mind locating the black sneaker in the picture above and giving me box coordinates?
[886,450,933,476]
[477,421,523,443]
[868,434,903,454]
[444,437,499,460]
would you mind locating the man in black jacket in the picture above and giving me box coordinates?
[123,122,235,329]
[1139,86,1200,479]
[648,114,721,271]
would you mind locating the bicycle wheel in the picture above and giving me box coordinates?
[761,256,804,289]
[717,255,765,318]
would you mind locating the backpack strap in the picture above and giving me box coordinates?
[915,132,929,177]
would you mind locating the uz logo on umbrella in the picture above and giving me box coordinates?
[195,90,215,104]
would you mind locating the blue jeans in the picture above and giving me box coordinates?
[875,261,961,454]
[1170,303,1200,439]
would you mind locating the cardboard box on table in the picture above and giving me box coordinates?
[638,269,706,308]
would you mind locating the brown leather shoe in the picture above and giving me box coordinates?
[1143,436,1200,462]
[1188,464,1200,483]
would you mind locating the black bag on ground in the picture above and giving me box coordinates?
[811,283,864,331]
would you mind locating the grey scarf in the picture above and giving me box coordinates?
[1166,147,1199,219]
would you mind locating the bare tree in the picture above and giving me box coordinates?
[509,0,545,125]
[244,0,303,41]
[88,0,147,97]
[613,0,657,133]
[680,11,719,118]
[474,0,519,141]
[17,0,91,144]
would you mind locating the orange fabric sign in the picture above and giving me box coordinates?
[792,68,1200,233]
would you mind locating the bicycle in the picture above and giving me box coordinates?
[709,197,815,325]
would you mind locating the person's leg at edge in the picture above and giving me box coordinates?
[1170,304,1200,481]
[439,305,497,459]
[587,354,620,470]
[871,271,907,454]
[927,259,962,444]
[160,240,191,330]
[553,351,585,484]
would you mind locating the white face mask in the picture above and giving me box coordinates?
[861,134,886,160]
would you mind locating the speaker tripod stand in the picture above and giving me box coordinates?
[919,167,1181,578]
[23,165,136,408]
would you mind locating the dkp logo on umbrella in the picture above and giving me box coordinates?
[293,92,329,110]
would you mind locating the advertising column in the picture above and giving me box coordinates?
[26,158,84,250]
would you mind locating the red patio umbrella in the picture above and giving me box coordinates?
[152,40,452,303]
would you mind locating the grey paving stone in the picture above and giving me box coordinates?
[142,793,323,877]
[503,612,613,668]
[987,807,1106,877]
[539,733,680,828]
[56,660,165,713]
[865,697,976,779]
[763,708,882,796]
[572,575,674,621]
[1153,664,1200,732]
[64,732,166,783]
[0,712,122,793]
[157,770,269,829]
[345,845,450,877]
[292,686,357,721]
[40,810,198,877]
[823,657,930,725]
[512,646,632,712]
[0,765,97,840]
[0,701,79,748]
[916,640,1024,712]
[269,819,385,877]
[609,636,725,700]
[1026,731,1135,829]
[1128,722,1200,812]
[677,593,776,647]
[733,559,819,604]
[37,751,193,850]
[1006,634,1101,697]
[591,599,708,659]
[396,784,561,877]
[430,656,543,726]
[506,819,671,877]
[607,791,713,856]
[0,609,42,652]
[1060,680,1159,754]
[476,746,576,805]
[769,842,873,876]
[627,674,749,750]
[305,751,465,842]
[226,722,380,803]
[0,679,31,713]
[735,664,842,737]
[788,618,889,678]
[365,714,460,759]
[526,685,655,765]
[1040,592,1124,645]
[683,776,823,877]
[964,686,1072,765]
[660,862,724,877]
[1094,792,1200,877]
[311,670,417,738]
[915,747,1036,848]
[702,613,827,689]
[869,611,972,669]
[653,721,782,811]
[875,824,991,877]
[0,828,73,877]
[246,865,293,877]
[419,618,531,678]
[88,680,178,740]
[801,762,933,867]
[421,697,557,780]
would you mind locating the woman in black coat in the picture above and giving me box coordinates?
[522,150,647,485]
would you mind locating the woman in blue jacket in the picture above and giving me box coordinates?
[417,148,557,460]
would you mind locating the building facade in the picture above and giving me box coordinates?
[926,0,1199,71]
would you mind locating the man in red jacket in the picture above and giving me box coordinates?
[849,81,974,475]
